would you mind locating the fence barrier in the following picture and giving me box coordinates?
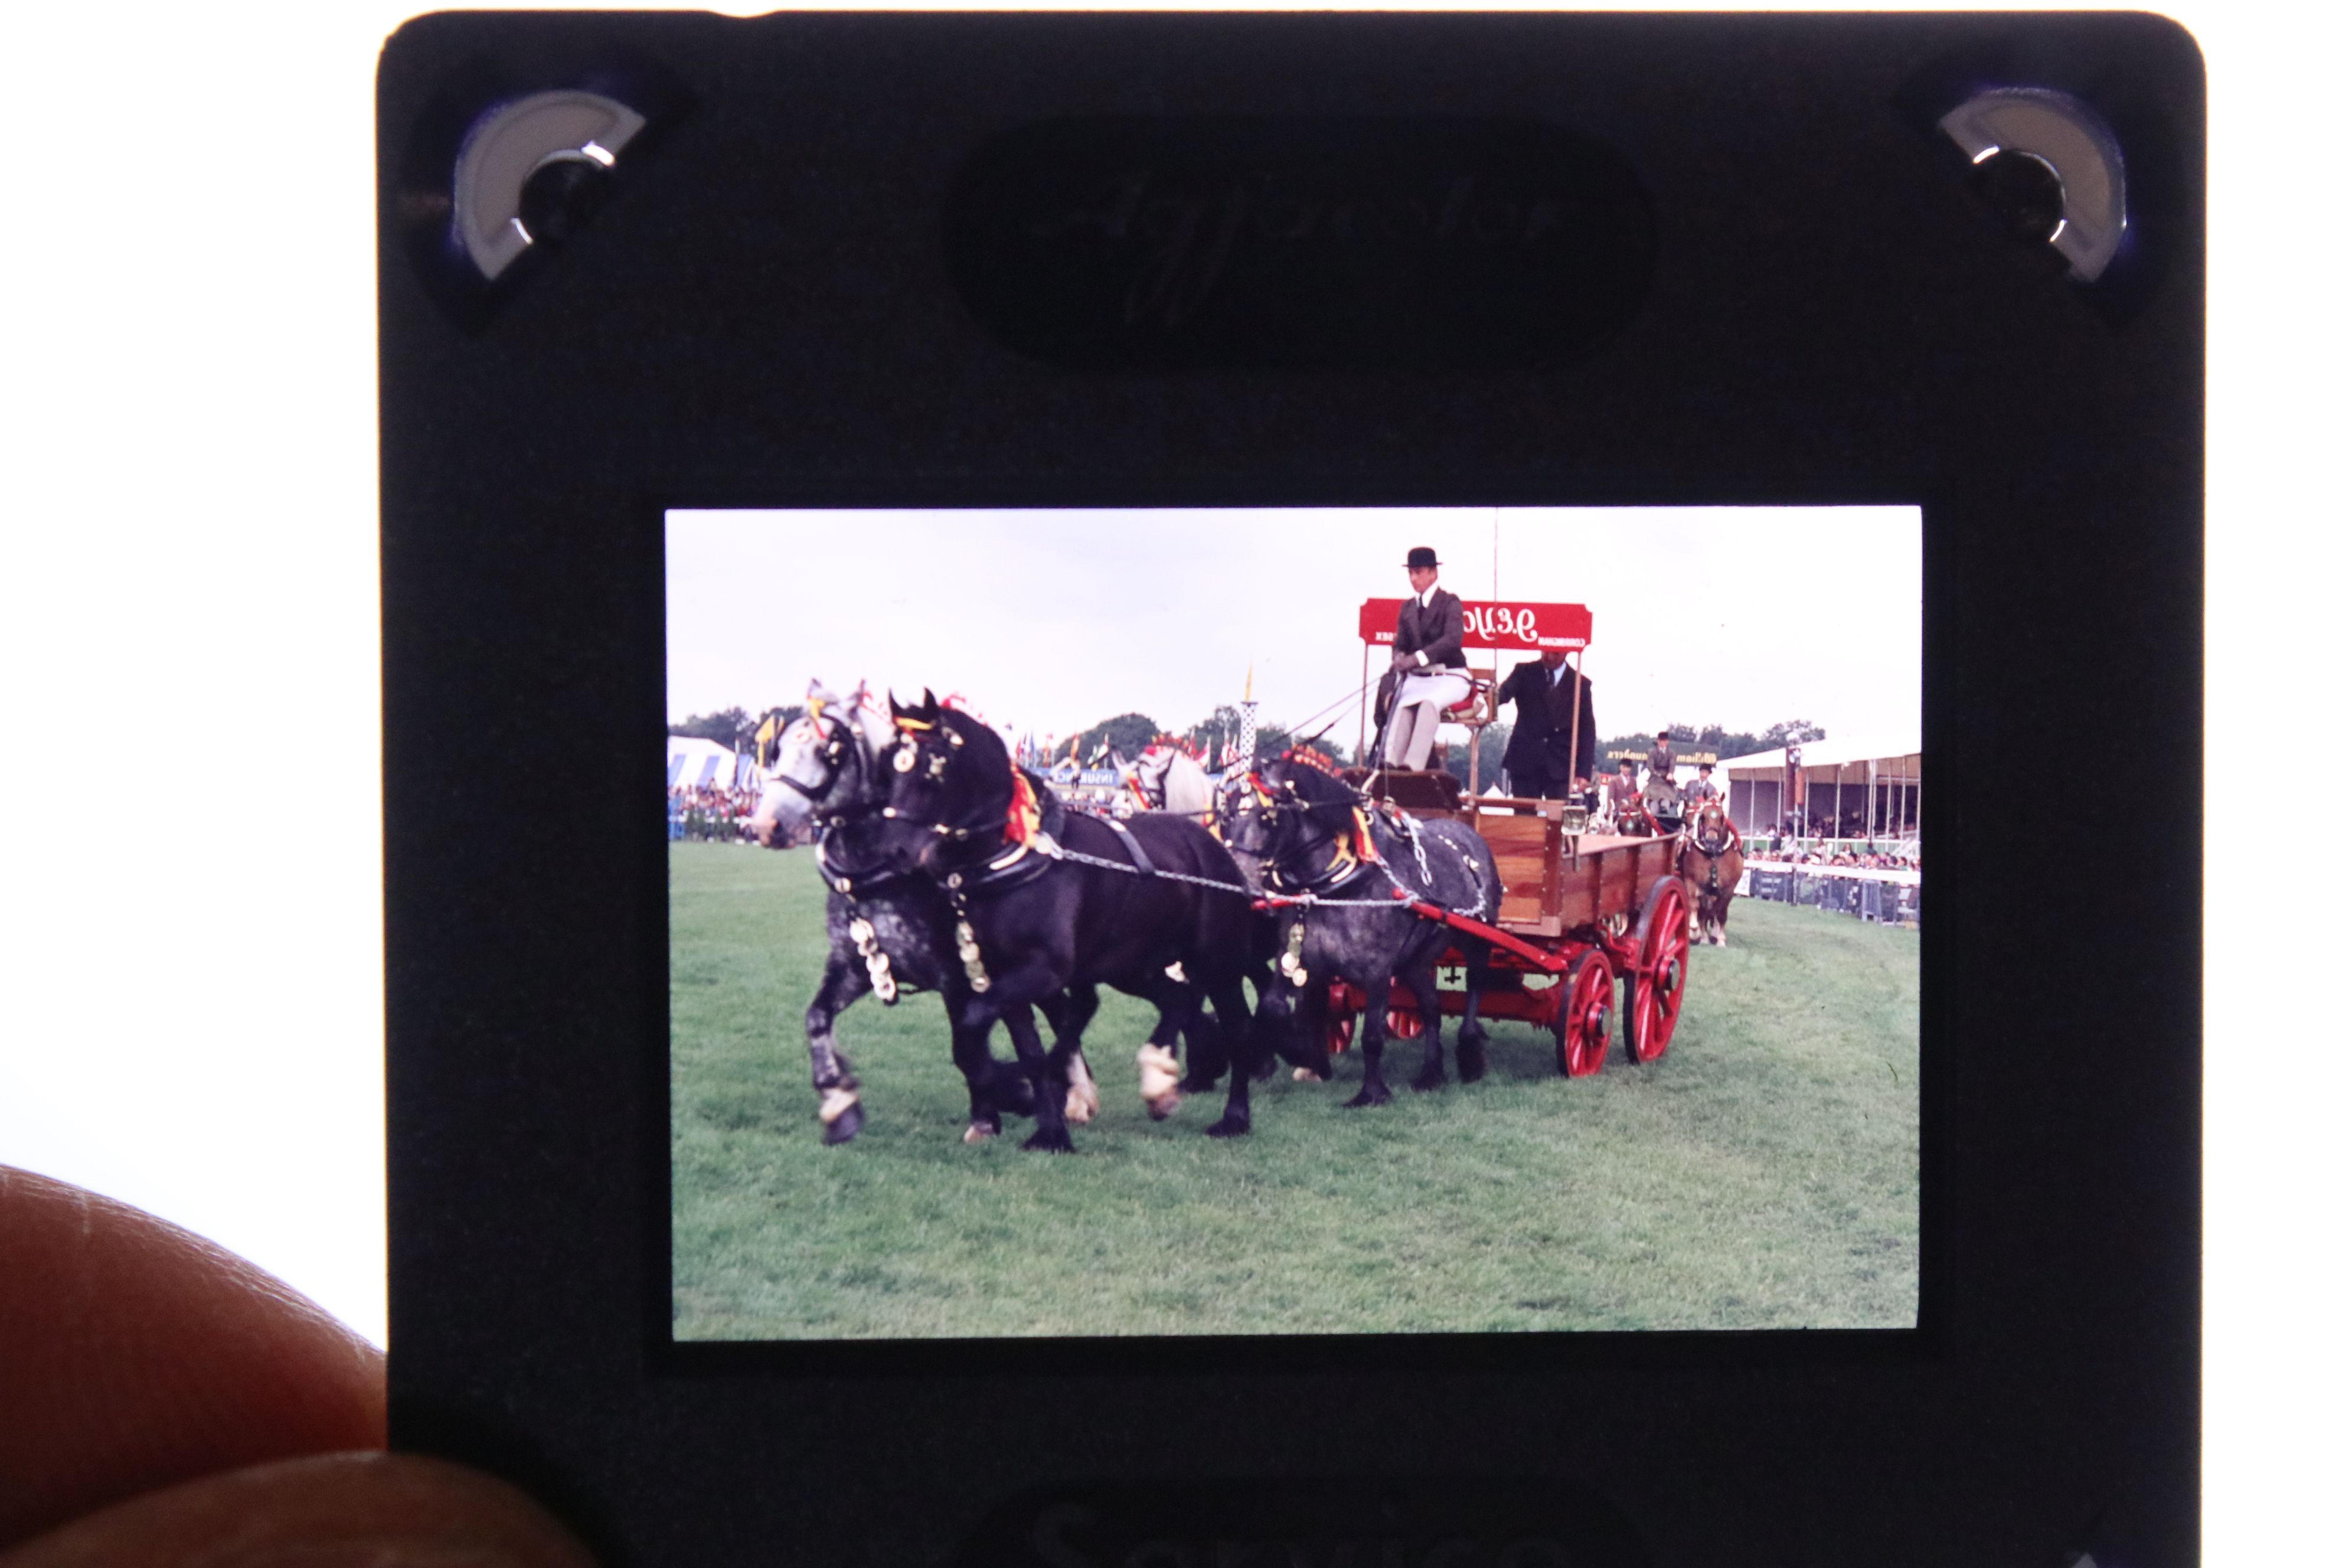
[1742,837,1918,863]
[669,808,756,842]
[1739,861,1921,926]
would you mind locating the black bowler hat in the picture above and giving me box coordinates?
[1404,546,1440,569]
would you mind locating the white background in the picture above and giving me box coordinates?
[0,2,2336,1559]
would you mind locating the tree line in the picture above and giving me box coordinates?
[672,706,767,747]
[673,704,1829,779]
[1070,707,1340,766]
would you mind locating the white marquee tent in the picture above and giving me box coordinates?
[667,736,752,792]
[1713,734,1920,839]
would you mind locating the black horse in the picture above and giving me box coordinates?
[1217,752,1501,1106]
[748,690,1091,1145]
[876,692,1270,1148]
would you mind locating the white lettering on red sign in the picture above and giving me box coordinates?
[1464,605,1540,641]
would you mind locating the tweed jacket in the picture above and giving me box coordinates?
[1392,588,1468,670]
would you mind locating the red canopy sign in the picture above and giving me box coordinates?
[1358,597,1592,651]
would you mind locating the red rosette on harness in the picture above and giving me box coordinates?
[1005,766,1044,847]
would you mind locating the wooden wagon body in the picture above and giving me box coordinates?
[1328,596,1694,1075]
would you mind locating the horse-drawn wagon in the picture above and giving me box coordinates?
[1324,597,1694,1077]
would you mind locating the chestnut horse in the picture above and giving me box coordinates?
[1678,798,1745,946]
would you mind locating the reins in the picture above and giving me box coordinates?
[1235,777,1491,918]
[886,727,1504,1010]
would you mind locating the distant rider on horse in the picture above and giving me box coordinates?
[1641,731,1682,816]
[1681,760,1721,811]
[1605,756,1642,824]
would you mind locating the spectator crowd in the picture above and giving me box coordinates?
[667,782,768,843]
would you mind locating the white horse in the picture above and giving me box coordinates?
[747,681,897,848]
[1120,740,1216,819]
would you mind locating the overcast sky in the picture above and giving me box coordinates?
[669,507,1919,750]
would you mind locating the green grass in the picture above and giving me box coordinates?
[671,842,1918,1338]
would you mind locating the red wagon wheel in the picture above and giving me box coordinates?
[1622,876,1690,1064]
[1553,949,1616,1077]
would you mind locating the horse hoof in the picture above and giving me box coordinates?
[1410,1074,1446,1093]
[1456,1050,1488,1085]
[822,1102,865,1145]
[1203,1115,1251,1139]
[1342,1087,1392,1109]
[1137,1044,1182,1118]
[1021,1127,1076,1154]
[1064,1054,1100,1123]
[963,1119,999,1145]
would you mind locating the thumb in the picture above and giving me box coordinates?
[0,1452,596,1568]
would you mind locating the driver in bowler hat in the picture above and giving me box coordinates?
[1383,547,1471,770]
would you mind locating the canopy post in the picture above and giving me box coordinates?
[1358,643,1369,765]
[1570,646,1587,799]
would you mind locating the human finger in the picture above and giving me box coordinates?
[0,1167,381,1547]
[0,1452,595,1568]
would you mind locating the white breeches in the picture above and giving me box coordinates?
[1383,669,1472,769]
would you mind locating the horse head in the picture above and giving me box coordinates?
[1116,746,1162,811]
[1223,751,1372,893]
[747,681,897,846]
[1155,743,1215,817]
[1212,768,1293,885]
[880,689,1012,876]
[1685,799,1736,855]
[1269,750,1359,828]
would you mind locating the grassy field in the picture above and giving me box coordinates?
[671,842,1918,1338]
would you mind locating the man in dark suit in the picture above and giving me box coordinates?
[1496,649,1597,800]
[1380,546,1471,770]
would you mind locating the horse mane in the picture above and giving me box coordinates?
[1269,751,1361,837]
[939,705,1011,786]
[1018,766,1067,839]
